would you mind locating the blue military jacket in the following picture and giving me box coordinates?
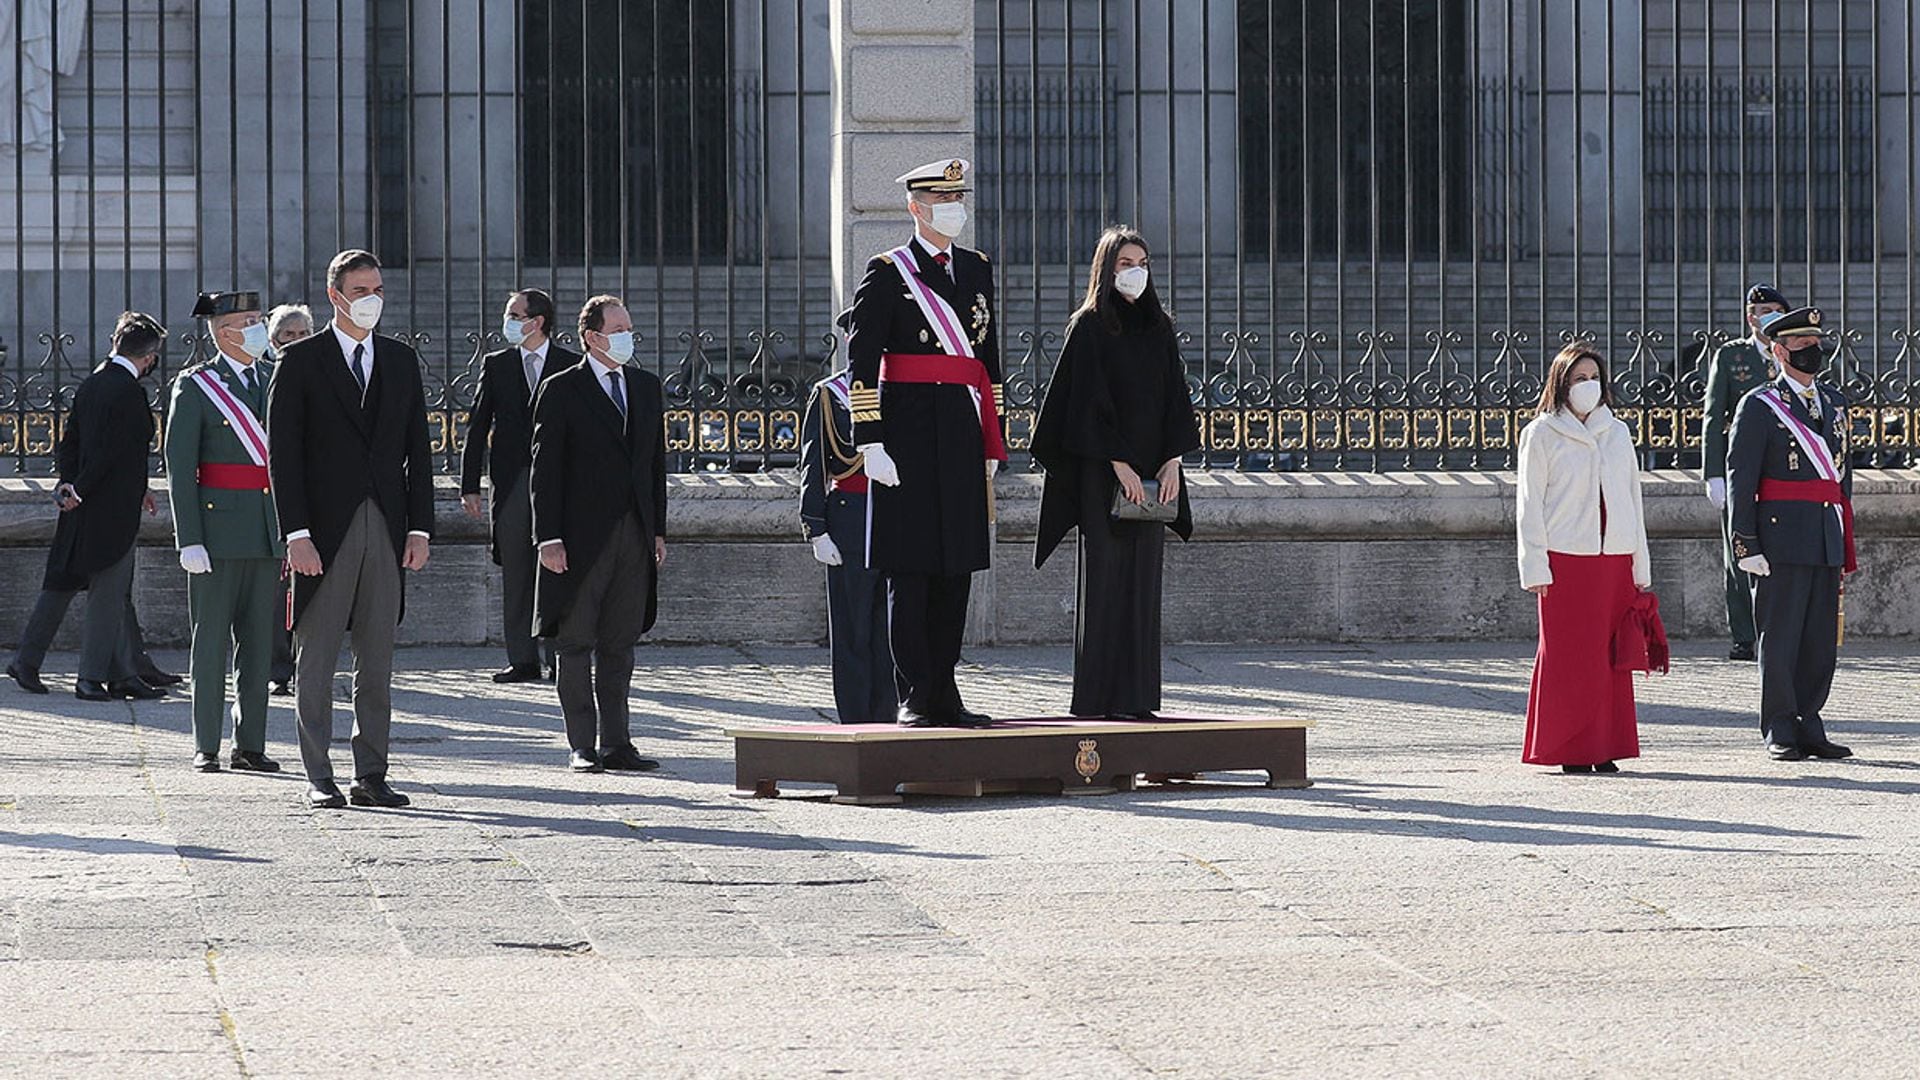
[1725,376,1851,568]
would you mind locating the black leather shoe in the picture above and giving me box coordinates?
[270,678,293,697]
[230,750,281,773]
[897,706,943,728]
[349,776,411,808]
[599,745,660,772]
[191,751,221,773]
[951,708,995,729]
[1592,761,1621,773]
[112,678,166,700]
[1807,741,1853,760]
[307,780,347,809]
[6,663,48,695]
[139,667,185,687]
[1768,743,1809,761]
[75,679,113,702]
[493,663,543,684]
[1561,764,1593,774]
[543,664,557,683]
[570,750,604,773]
[1728,642,1757,662]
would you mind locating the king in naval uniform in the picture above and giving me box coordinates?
[845,158,1007,728]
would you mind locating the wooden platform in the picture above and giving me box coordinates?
[727,715,1313,805]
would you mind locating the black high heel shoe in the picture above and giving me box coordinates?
[1560,764,1593,774]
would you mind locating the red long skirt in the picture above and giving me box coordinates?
[1523,551,1641,766]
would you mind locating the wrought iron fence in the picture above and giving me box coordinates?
[4,1,1919,478]
[979,0,1920,472]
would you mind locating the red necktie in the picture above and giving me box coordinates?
[933,252,950,278]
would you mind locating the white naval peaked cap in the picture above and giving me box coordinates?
[894,158,971,193]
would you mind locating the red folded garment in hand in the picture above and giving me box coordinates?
[1612,591,1670,675]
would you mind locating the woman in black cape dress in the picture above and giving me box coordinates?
[1030,226,1201,719]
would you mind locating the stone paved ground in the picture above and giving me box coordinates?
[2,641,1918,1078]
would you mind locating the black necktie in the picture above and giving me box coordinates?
[608,370,626,422]
[351,343,368,397]
[242,367,257,394]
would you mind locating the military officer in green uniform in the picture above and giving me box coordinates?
[164,291,286,773]
[1701,282,1787,661]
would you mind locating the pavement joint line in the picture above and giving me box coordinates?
[132,700,253,1079]
[620,815,801,961]
[1168,847,1620,1079]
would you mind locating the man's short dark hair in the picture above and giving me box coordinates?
[577,294,625,341]
[515,288,557,335]
[326,249,382,291]
[110,311,166,359]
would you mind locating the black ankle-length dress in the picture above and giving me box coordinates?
[1031,302,1201,717]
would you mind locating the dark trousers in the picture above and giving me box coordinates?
[1070,465,1166,717]
[494,474,546,669]
[1720,502,1757,646]
[14,572,154,679]
[270,586,295,687]
[887,571,971,718]
[824,492,895,724]
[1753,563,1841,748]
[74,548,139,683]
[553,513,651,754]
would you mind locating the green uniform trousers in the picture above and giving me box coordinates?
[188,557,281,755]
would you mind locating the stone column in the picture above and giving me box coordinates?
[829,0,1000,644]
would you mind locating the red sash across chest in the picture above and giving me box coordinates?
[878,352,1008,461]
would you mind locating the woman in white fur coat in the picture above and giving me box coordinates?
[1515,343,1652,774]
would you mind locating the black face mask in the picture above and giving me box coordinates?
[1784,343,1829,376]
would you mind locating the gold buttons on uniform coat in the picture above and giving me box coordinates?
[206,503,214,509]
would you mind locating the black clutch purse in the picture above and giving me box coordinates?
[1110,479,1179,523]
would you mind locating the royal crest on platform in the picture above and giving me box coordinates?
[1074,738,1101,782]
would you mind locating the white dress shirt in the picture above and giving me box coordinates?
[108,354,141,379]
[914,233,954,279]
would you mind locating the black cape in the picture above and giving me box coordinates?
[1031,306,1201,569]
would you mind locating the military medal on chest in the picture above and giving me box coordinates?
[970,293,991,346]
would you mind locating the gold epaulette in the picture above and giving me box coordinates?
[849,380,882,424]
[876,254,894,266]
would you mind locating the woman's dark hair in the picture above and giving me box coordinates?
[1535,341,1613,416]
[1075,225,1169,335]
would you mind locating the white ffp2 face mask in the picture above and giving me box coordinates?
[341,293,383,331]
[1568,380,1603,415]
[927,201,968,238]
[1114,266,1150,300]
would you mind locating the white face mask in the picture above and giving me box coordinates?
[926,201,968,239]
[1114,265,1150,300]
[340,293,383,331]
[236,322,271,359]
[599,330,635,364]
[502,317,530,346]
[1568,380,1603,415]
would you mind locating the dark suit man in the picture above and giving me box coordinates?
[268,249,435,809]
[462,288,573,683]
[846,158,1006,728]
[16,313,170,702]
[1702,283,1787,661]
[9,372,177,696]
[531,294,667,773]
[1726,306,1854,763]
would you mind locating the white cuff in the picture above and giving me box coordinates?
[539,538,564,549]
[407,530,430,540]
[286,529,311,541]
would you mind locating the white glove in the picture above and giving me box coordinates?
[179,544,213,575]
[859,443,900,487]
[986,459,999,479]
[1706,477,1727,511]
[1738,554,1771,577]
[810,534,843,567]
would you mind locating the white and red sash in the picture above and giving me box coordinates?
[887,243,975,359]
[190,367,269,467]
[1756,385,1842,484]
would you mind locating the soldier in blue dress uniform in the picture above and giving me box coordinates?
[1725,306,1856,762]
